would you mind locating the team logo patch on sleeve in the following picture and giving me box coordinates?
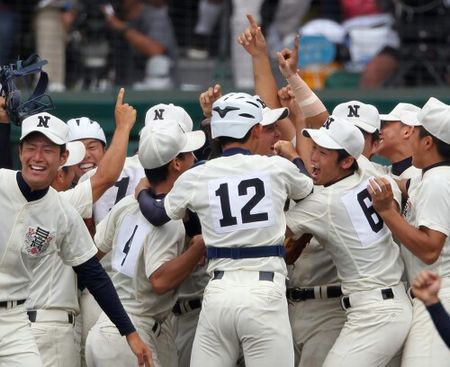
[24,226,54,256]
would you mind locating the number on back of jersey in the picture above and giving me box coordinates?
[208,173,275,233]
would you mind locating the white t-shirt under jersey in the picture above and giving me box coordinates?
[164,151,313,276]
[0,169,97,302]
[286,170,404,294]
[95,195,185,321]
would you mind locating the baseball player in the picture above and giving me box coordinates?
[0,112,152,366]
[24,89,138,367]
[141,92,313,366]
[86,119,206,367]
[67,116,107,182]
[370,97,450,366]
[285,115,412,367]
[377,103,422,179]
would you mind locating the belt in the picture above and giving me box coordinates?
[27,310,75,325]
[286,286,342,302]
[341,288,395,310]
[213,270,274,281]
[207,245,285,260]
[172,298,202,316]
[0,299,26,309]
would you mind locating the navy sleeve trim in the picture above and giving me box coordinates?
[73,256,135,336]
[426,301,450,348]
[137,189,170,227]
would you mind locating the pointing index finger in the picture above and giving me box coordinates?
[116,87,124,107]
[247,14,258,29]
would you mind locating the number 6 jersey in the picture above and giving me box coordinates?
[286,170,404,295]
[164,149,313,275]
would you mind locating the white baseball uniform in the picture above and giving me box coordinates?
[286,169,412,367]
[164,150,313,367]
[172,261,209,367]
[400,163,450,366]
[0,169,97,366]
[85,195,184,367]
[77,154,145,366]
[25,178,93,367]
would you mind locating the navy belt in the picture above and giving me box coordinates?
[0,299,26,308]
[172,298,202,316]
[207,245,285,260]
[286,286,342,302]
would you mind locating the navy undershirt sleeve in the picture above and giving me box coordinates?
[137,189,170,227]
[426,301,450,348]
[73,256,135,336]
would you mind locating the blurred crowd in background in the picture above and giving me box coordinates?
[2,0,450,92]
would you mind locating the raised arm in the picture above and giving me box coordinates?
[238,14,294,140]
[90,88,136,202]
[277,36,328,129]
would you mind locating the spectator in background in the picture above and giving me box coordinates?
[0,1,18,66]
[412,271,450,349]
[34,0,76,92]
[103,0,177,90]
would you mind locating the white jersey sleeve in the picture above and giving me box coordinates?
[415,169,450,236]
[143,220,186,278]
[56,197,98,267]
[58,179,93,218]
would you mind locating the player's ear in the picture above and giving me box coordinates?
[403,125,414,139]
[340,156,355,170]
[59,148,69,167]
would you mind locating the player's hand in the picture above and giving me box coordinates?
[115,88,136,132]
[273,140,299,161]
[126,331,154,367]
[0,96,10,124]
[277,35,299,79]
[237,14,268,57]
[367,177,396,215]
[412,270,441,306]
[278,85,305,129]
[199,84,222,118]
[134,177,151,199]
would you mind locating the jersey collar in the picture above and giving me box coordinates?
[323,171,355,187]
[391,156,412,176]
[422,160,450,175]
[16,171,49,201]
[222,147,251,157]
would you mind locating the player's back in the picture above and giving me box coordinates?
[165,151,313,275]
[95,195,185,320]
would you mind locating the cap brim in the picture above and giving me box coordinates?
[379,113,400,122]
[261,107,289,126]
[20,129,66,145]
[180,130,206,153]
[353,120,377,133]
[399,111,421,126]
[64,141,86,167]
[302,128,343,150]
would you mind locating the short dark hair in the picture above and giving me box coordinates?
[215,126,253,147]
[336,149,359,171]
[144,152,191,185]
[418,126,450,159]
